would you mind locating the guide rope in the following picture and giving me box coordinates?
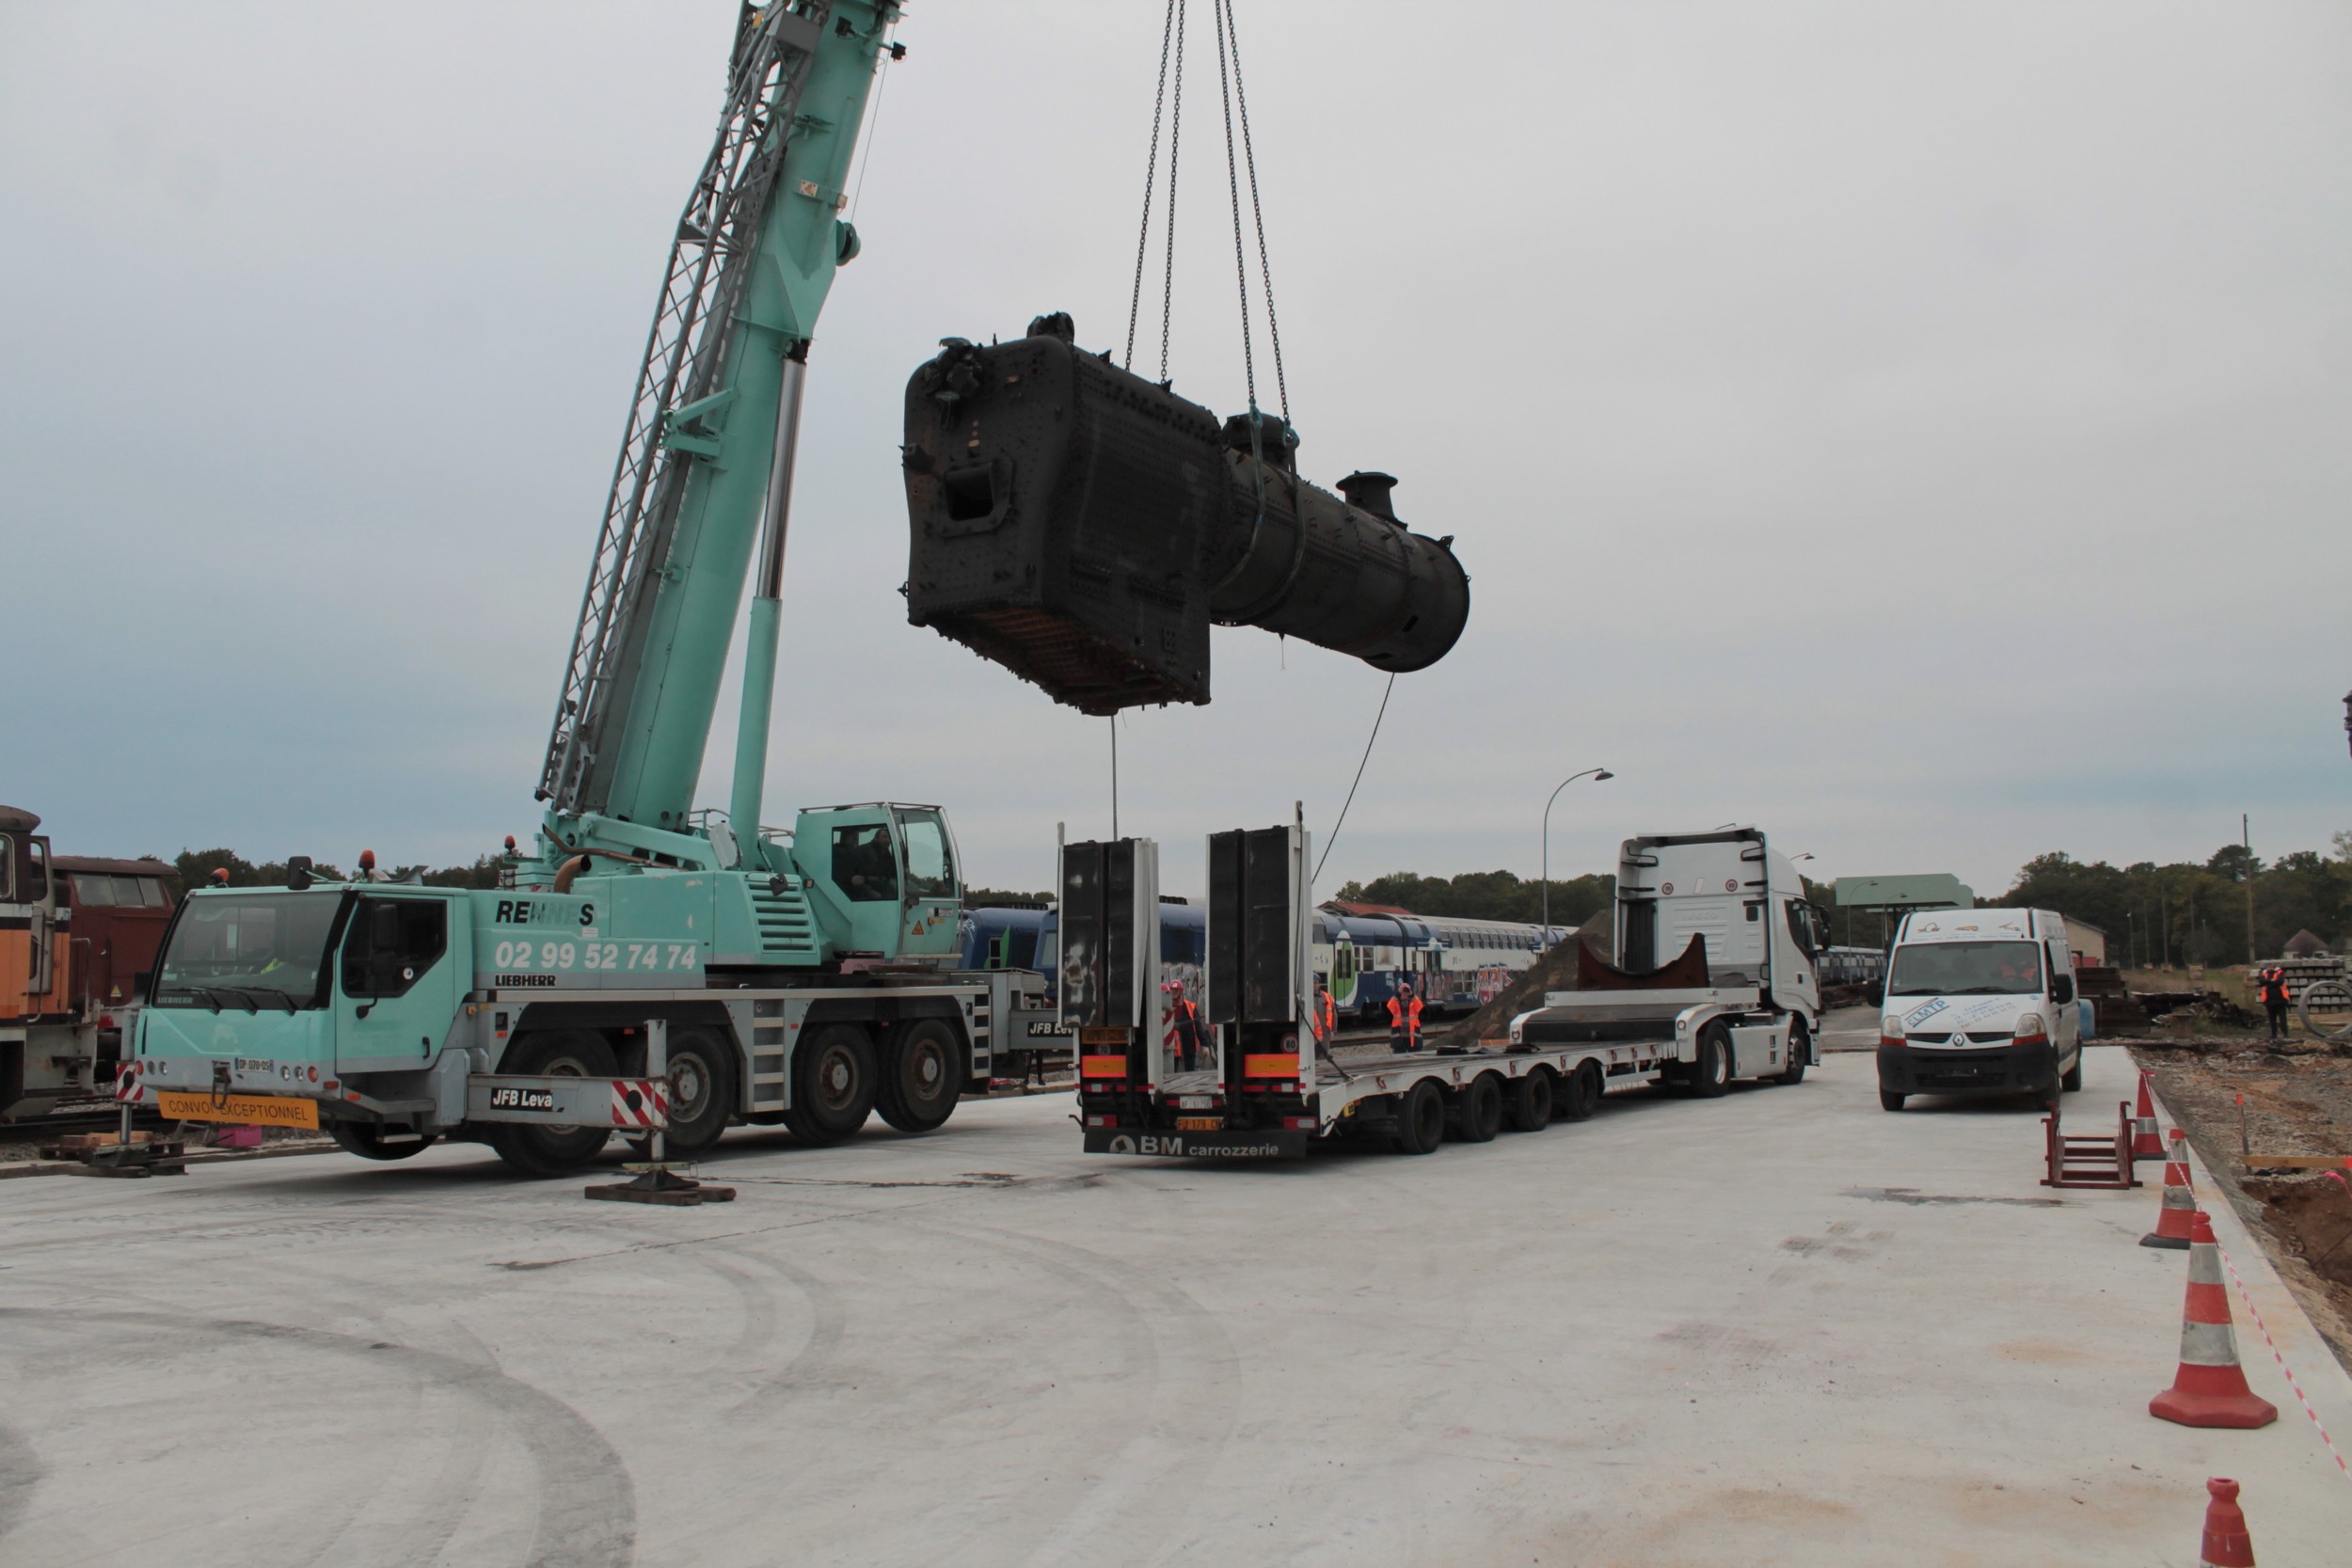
[1312,673,1395,886]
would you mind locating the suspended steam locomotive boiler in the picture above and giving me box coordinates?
[901,314,1470,714]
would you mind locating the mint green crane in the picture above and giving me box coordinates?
[532,0,951,966]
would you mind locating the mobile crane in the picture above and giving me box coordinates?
[129,2,1054,1175]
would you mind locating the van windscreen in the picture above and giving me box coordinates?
[1886,940,2042,997]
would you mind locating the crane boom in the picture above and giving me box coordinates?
[540,1,892,850]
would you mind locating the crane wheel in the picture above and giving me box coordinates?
[643,1026,735,1156]
[877,1019,961,1134]
[1558,1059,1604,1122]
[487,1030,616,1178]
[1505,1069,1554,1132]
[1392,1080,1446,1154]
[327,1122,437,1162]
[783,1023,877,1147]
[1449,1073,1503,1143]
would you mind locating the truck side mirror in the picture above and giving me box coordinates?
[2052,974,2074,1005]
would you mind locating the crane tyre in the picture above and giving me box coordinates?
[1690,1023,1732,1099]
[784,1023,877,1147]
[638,1026,735,1156]
[1505,1068,1554,1132]
[328,1122,437,1161]
[1777,1021,1809,1085]
[1450,1073,1503,1142]
[877,1019,962,1133]
[487,1030,616,1178]
[1393,1080,1446,1154]
[1559,1059,1604,1122]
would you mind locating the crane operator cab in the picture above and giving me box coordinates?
[791,803,963,961]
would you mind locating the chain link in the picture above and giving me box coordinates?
[1122,0,1180,372]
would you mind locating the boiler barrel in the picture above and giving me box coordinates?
[901,315,1470,714]
[1207,431,1469,674]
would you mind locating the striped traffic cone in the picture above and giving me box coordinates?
[2198,1477,2254,1567]
[2132,1069,2165,1160]
[2141,1129,2197,1249]
[2149,1212,2278,1429]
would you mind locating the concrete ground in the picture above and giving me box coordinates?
[4,1046,2347,1566]
[1819,1004,1881,1053]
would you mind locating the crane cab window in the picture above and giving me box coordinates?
[342,897,448,999]
[892,809,958,902]
[0,834,12,901]
[831,824,899,903]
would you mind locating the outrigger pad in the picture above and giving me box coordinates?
[900,313,1469,715]
[1576,933,1710,991]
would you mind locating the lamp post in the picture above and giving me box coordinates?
[1541,768,1614,944]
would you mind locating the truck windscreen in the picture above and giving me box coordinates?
[1885,940,2042,997]
[154,893,343,1011]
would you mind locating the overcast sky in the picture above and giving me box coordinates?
[4,1,2348,901]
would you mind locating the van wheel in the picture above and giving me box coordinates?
[2060,1053,2083,1093]
[1690,1024,1732,1099]
[1777,1022,1809,1085]
[784,1023,877,1146]
[1879,1089,1905,1113]
[878,1019,962,1133]
[488,1031,616,1177]
[1449,1074,1503,1142]
[1559,1060,1604,1121]
[1505,1069,1554,1132]
[1393,1080,1446,1154]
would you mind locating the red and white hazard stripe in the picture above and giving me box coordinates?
[113,1062,144,1103]
[608,1078,669,1129]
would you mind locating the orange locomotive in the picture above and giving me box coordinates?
[1,805,174,1118]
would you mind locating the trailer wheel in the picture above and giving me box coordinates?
[784,1023,877,1146]
[1505,1069,1554,1132]
[1393,1080,1446,1154]
[1559,1059,1604,1122]
[644,1026,736,1156]
[327,1122,437,1162]
[877,1019,961,1134]
[487,1030,616,1178]
[1689,1023,1732,1099]
[1450,1073,1503,1142]
[1776,1021,1809,1086]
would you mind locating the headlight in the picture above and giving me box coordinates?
[2013,1012,2045,1039]
[1881,1016,1904,1040]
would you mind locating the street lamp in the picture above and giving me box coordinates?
[1541,768,1614,944]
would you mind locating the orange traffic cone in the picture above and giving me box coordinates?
[2150,1212,2278,1429]
[2141,1129,2197,1249]
[2132,1069,2165,1159]
[2198,1477,2254,1567]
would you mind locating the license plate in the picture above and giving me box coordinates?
[154,1090,320,1130]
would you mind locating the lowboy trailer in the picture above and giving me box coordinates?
[1073,821,1821,1160]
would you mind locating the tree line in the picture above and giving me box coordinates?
[164,848,505,893]
[1330,868,1615,930]
[1996,832,2352,967]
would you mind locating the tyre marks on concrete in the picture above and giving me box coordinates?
[0,1307,634,1568]
[0,1418,44,1548]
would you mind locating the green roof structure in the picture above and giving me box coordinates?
[1831,873,1974,911]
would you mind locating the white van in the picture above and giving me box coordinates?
[1876,907,2081,1111]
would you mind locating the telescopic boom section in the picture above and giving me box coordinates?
[539,1,896,858]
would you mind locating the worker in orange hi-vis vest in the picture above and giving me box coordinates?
[1311,982,1338,1056]
[1387,982,1424,1052]
[2256,965,2292,1040]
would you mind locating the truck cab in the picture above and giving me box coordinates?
[1875,907,2081,1111]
